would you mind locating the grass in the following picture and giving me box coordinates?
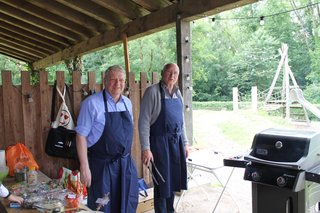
[192,109,300,151]
[217,121,252,147]
[217,110,292,147]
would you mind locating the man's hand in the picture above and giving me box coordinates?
[185,144,189,158]
[8,194,24,205]
[80,165,92,188]
[142,150,153,166]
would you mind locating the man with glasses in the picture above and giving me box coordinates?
[139,63,189,213]
[76,65,138,213]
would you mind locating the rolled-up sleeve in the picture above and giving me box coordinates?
[75,94,106,147]
[75,99,95,137]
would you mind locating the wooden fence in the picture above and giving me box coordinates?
[0,70,158,183]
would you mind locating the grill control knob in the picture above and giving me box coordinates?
[277,176,286,187]
[275,141,283,149]
[251,172,260,182]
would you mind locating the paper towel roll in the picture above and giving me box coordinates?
[0,150,6,167]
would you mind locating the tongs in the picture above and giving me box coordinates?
[147,160,165,185]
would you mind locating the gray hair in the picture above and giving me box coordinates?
[105,65,125,80]
[161,63,179,74]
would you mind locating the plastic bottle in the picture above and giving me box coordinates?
[27,166,38,185]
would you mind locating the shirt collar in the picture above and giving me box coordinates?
[105,90,123,104]
[160,80,179,94]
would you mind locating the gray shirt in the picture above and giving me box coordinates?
[138,81,189,151]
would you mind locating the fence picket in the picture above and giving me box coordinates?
[0,70,157,182]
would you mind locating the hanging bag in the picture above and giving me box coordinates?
[45,82,77,159]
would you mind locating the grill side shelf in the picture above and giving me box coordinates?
[306,172,320,184]
[223,158,248,168]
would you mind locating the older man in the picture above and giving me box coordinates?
[139,63,189,213]
[76,65,138,213]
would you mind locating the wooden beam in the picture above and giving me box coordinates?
[0,52,32,63]
[92,0,149,19]
[0,34,53,55]
[1,0,93,38]
[0,2,81,42]
[122,33,130,82]
[56,0,129,26]
[28,0,110,33]
[0,28,60,53]
[0,45,39,61]
[0,21,68,49]
[32,0,256,69]
[132,0,171,11]
[0,38,47,58]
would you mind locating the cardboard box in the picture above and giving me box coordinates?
[136,188,154,213]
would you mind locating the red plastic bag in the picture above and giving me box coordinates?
[6,143,39,176]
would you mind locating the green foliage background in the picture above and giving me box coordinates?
[1,0,320,103]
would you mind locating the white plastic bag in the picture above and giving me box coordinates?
[51,86,75,130]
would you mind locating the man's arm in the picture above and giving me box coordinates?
[139,85,159,151]
[76,134,91,188]
[139,85,161,166]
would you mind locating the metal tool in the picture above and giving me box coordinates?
[147,160,165,185]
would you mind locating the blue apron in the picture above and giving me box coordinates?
[150,82,187,198]
[87,91,138,213]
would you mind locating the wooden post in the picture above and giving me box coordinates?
[122,33,130,82]
[265,44,287,103]
[284,52,290,120]
[176,16,193,145]
[251,86,258,112]
[233,87,239,111]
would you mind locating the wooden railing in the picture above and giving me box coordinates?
[0,70,158,182]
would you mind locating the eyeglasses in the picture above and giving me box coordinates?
[109,78,125,83]
[147,160,165,185]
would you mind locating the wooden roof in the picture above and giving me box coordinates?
[0,0,256,69]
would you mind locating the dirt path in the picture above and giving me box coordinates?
[192,109,319,150]
[192,110,288,154]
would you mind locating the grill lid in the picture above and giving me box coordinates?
[244,128,320,170]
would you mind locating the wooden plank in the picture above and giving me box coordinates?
[140,72,148,98]
[32,0,256,69]
[21,71,37,154]
[88,71,96,94]
[35,71,50,175]
[71,71,82,118]
[2,71,23,147]
[139,72,151,184]
[99,72,105,92]
[128,72,141,177]
[152,72,158,84]
[0,86,4,150]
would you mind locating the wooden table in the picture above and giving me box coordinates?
[0,172,91,213]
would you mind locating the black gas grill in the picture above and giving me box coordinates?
[224,128,320,213]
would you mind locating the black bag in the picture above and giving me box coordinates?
[45,126,77,159]
[45,82,78,159]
